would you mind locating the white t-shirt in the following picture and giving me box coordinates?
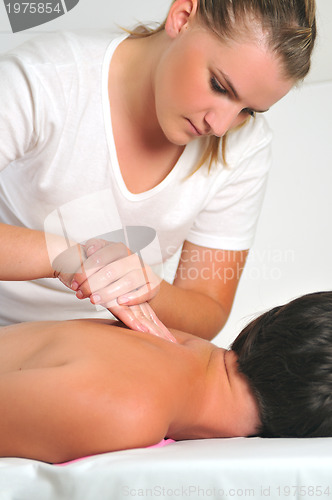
[0,31,272,324]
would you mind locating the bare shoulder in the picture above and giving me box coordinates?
[0,358,169,463]
[51,361,171,461]
[170,328,211,347]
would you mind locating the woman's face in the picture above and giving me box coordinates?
[154,24,294,146]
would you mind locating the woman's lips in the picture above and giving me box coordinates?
[186,119,203,136]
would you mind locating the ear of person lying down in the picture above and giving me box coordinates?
[1,291,332,464]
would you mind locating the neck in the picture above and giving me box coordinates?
[166,347,261,440]
[110,32,172,149]
[166,347,229,440]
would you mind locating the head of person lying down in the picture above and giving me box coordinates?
[232,290,332,439]
[0,291,331,463]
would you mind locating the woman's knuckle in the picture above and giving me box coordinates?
[115,242,127,255]
[123,276,134,290]
[105,269,113,280]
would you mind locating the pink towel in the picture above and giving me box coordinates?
[55,439,175,466]
[148,438,175,449]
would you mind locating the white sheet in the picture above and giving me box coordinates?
[1,437,332,500]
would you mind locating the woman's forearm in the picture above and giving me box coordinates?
[0,223,67,281]
[149,280,228,340]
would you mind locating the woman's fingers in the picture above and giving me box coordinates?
[88,272,159,307]
[89,266,160,306]
[110,303,176,343]
[84,238,111,257]
[75,253,141,297]
[71,241,129,289]
[117,282,159,305]
[135,303,177,343]
[73,254,161,307]
[52,244,86,288]
[61,239,161,309]
[109,302,150,334]
[53,240,168,339]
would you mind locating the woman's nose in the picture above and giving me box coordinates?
[204,104,243,137]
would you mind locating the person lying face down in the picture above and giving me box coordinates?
[0,316,260,464]
[0,291,331,464]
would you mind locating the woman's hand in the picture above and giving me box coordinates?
[51,242,86,289]
[70,238,161,308]
[51,239,174,341]
[111,301,177,343]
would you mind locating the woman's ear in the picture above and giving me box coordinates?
[165,0,198,38]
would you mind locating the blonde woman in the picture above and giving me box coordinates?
[0,0,316,339]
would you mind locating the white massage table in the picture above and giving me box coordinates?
[1,437,332,499]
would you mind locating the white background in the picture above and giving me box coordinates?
[0,0,331,346]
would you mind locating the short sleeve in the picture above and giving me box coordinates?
[186,115,272,250]
[0,53,38,171]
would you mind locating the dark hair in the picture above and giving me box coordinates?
[231,291,332,438]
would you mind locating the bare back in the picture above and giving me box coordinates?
[0,319,213,463]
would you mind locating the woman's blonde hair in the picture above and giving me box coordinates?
[127,0,317,171]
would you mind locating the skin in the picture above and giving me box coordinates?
[0,319,260,464]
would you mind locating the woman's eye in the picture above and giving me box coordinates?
[210,76,256,117]
[210,76,227,95]
[242,108,256,117]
